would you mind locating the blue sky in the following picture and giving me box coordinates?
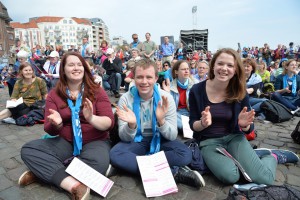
[2,0,300,51]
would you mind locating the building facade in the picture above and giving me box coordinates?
[89,18,110,51]
[10,16,110,52]
[0,2,14,57]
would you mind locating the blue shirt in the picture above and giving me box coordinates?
[160,43,174,56]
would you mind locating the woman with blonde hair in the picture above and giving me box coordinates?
[271,59,300,113]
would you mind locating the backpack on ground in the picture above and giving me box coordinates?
[291,120,300,144]
[184,139,210,175]
[260,100,293,123]
[225,184,300,200]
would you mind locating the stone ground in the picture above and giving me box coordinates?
[0,87,299,200]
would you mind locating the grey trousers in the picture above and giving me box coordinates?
[21,137,111,187]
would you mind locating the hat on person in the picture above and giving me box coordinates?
[106,48,114,55]
[49,51,59,58]
[17,50,28,58]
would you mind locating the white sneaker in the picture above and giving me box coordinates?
[291,107,300,115]
[2,117,16,124]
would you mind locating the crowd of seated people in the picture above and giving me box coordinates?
[1,39,300,199]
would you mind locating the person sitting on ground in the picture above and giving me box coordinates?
[19,52,114,200]
[102,48,123,98]
[162,60,195,133]
[193,60,209,83]
[243,58,268,115]
[43,51,60,91]
[189,48,298,185]
[7,50,31,96]
[110,59,205,189]
[271,59,300,114]
[0,62,47,120]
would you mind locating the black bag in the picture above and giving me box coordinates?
[30,100,46,110]
[291,120,300,144]
[226,184,300,200]
[184,139,209,175]
[260,100,293,123]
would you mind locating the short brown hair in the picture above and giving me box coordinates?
[133,59,158,78]
[171,60,189,79]
[242,58,256,74]
[209,48,246,103]
[19,62,35,78]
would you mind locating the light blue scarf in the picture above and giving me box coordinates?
[132,84,161,154]
[283,74,297,96]
[177,79,189,90]
[66,85,84,156]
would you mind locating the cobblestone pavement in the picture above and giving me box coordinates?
[0,87,299,200]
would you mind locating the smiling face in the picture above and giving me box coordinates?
[64,55,84,84]
[134,65,158,100]
[212,53,236,83]
[20,65,34,79]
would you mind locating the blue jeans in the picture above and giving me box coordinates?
[271,92,300,110]
[103,73,122,92]
[110,137,192,175]
[249,97,268,113]
[200,134,277,184]
[177,108,189,130]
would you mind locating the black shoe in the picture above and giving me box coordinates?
[105,164,117,178]
[174,166,205,189]
[114,92,121,98]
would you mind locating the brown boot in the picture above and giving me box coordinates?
[18,170,37,186]
[71,183,90,200]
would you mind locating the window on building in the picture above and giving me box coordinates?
[8,33,14,40]
[66,33,68,36]
[69,20,73,24]
[63,20,67,24]
[50,32,53,36]
[63,39,65,42]
[49,26,52,30]
[66,39,68,42]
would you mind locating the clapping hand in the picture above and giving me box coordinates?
[156,95,169,126]
[238,107,255,128]
[83,98,93,123]
[116,104,137,129]
[47,109,62,126]
[201,106,212,128]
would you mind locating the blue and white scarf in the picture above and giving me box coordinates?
[66,85,84,156]
[177,79,189,90]
[132,84,161,154]
[283,74,297,96]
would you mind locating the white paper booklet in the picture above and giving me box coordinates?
[6,97,23,108]
[65,157,114,197]
[181,115,193,139]
[136,151,178,197]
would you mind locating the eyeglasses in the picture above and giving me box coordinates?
[198,67,207,70]
[133,38,138,40]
